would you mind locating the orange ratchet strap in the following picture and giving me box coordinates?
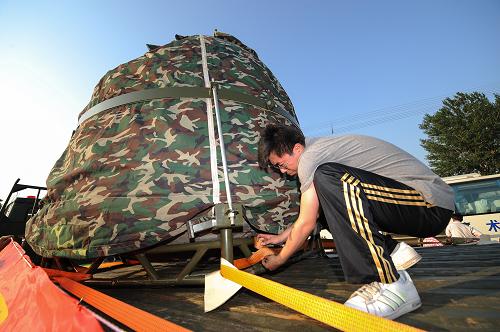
[43,268,92,282]
[54,277,191,332]
[233,247,280,269]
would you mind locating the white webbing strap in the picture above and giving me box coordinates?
[200,35,220,204]
[212,85,235,224]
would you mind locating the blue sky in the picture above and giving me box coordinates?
[0,0,499,199]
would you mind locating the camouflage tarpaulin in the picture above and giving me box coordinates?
[26,32,301,259]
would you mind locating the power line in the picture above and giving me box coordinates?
[301,84,500,136]
[303,99,441,135]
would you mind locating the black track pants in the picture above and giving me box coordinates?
[313,163,452,284]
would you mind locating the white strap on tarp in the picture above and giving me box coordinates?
[212,85,234,224]
[200,35,221,204]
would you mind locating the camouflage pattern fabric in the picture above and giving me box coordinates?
[25,33,301,259]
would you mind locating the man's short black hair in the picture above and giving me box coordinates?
[451,213,463,221]
[258,124,305,168]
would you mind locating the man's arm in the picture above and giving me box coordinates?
[471,226,482,237]
[262,183,320,270]
[445,224,452,238]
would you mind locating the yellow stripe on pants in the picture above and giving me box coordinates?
[220,260,423,332]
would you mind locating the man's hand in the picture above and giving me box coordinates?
[262,254,285,271]
[256,234,284,246]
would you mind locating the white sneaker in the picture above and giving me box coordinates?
[391,242,421,270]
[344,270,422,320]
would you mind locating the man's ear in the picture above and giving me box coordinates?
[293,143,303,154]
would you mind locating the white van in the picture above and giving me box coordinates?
[443,173,500,242]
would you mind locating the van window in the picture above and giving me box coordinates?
[451,178,500,215]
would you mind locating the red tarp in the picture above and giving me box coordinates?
[0,239,103,331]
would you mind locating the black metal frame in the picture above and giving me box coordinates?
[0,178,46,237]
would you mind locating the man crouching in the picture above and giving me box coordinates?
[257,123,453,320]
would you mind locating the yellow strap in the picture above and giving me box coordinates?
[220,260,423,332]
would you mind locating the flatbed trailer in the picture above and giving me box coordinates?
[87,243,500,331]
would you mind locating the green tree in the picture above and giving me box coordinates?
[420,92,500,177]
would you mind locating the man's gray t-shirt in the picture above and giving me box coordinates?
[298,135,455,211]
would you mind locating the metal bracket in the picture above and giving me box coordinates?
[186,204,243,239]
[186,219,216,239]
[213,203,243,230]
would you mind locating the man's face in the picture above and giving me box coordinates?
[268,143,303,176]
